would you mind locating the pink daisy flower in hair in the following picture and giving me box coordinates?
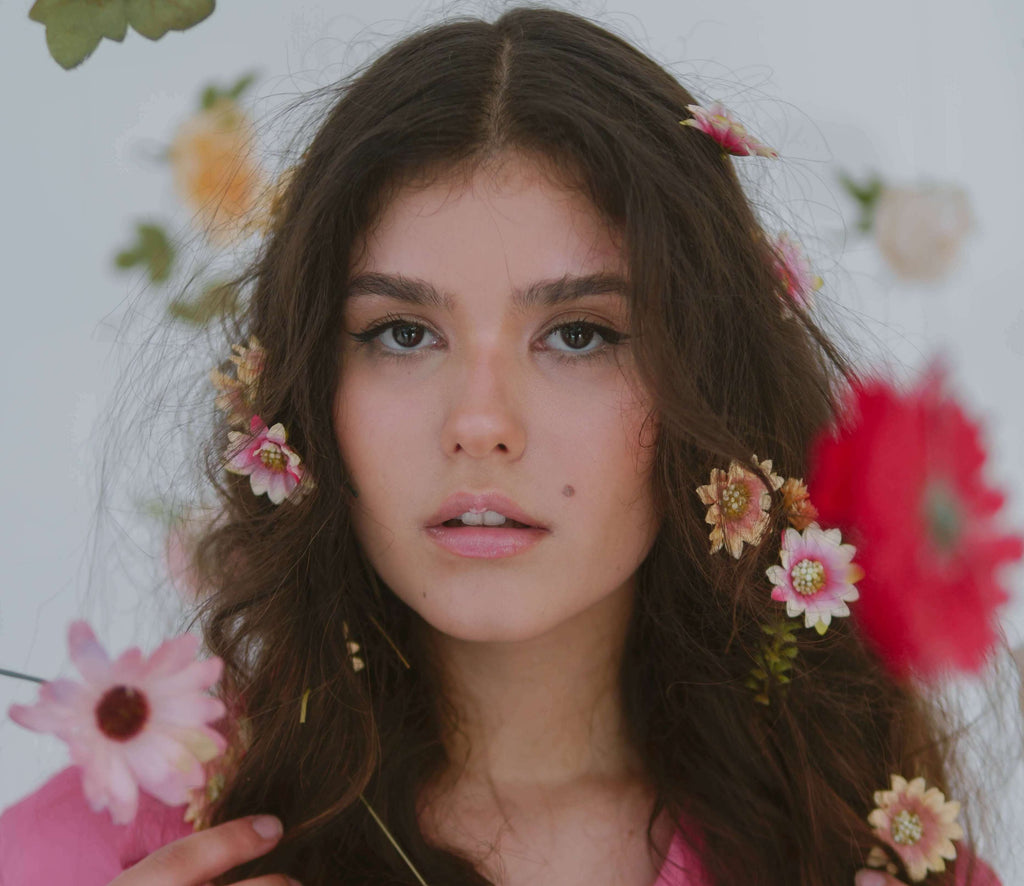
[680,103,779,158]
[225,415,308,504]
[769,232,823,311]
[868,775,963,882]
[697,457,784,558]
[767,523,864,634]
[7,621,226,825]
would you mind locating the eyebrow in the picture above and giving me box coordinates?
[346,271,629,311]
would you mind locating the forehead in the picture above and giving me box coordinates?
[349,152,626,294]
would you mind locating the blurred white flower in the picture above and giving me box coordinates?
[873,184,972,282]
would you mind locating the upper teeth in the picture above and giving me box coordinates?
[458,509,507,526]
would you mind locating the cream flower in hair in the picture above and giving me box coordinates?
[697,457,783,558]
[868,775,964,882]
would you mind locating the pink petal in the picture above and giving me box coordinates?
[79,745,140,825]
[144,633,201,679]
[8,700,74,735]
[68,621,112,684]
[109,647,148,684]
[152,694,225,726]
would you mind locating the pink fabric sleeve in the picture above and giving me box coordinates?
[0,766,193,886]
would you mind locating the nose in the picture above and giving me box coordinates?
[440,348,526,460]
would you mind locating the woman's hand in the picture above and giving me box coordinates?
[108,814,299,885]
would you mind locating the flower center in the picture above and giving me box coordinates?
[891,809,924,846]
[95,685,150,741]
[259,445,286,472]
[791,558,826,596]
[923,481,962,552]
[721,482,750,520]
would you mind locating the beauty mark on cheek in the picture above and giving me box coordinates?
[562,485,575,498]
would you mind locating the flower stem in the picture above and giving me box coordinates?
[0,667,46,684]
[358,793,429,885]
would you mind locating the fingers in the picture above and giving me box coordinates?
[108,815,299,886]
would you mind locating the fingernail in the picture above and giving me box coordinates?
[251,815,283,840]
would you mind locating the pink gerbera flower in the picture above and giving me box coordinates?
[225,415,307,504]
[697,457,784,558]
[868,775,964,882]
[7,621,226,825]
[680,103,779,158]
[807,367,1023,678]
[767,523,864,634]
[769,233,823,311]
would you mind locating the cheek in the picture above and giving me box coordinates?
[334,370,432,475]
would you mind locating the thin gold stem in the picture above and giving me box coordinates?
[366,612,411,669]
[358,793,429,885]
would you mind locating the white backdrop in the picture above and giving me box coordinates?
[2,0,1023,878]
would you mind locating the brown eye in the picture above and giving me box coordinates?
[389,323,426,348]
[558,322,595,350]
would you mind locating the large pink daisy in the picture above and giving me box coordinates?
[767,523,864,634]
[8,621,226,824]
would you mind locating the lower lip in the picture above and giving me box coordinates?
[425,526,548,559]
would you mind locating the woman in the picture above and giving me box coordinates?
[0,6,1006,885]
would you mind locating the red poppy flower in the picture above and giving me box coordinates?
[806,367,1022,680]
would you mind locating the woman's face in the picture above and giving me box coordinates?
[334,152,659,643]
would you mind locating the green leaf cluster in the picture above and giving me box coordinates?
[114,222,175,283]
[838,170,885,234]
[199,72,258,111]
[746,619,800,706]
[29,0,215,70]
[168,280,239,326]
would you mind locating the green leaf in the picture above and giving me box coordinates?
[113,222,175,283]
[200,84,220,110]
[168,280,239,326]
[227,71,257,100]
[29,0,128,70]
[124,0,215,41]
[837,170,885,233]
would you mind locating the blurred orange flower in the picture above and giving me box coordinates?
[168,97,265,244]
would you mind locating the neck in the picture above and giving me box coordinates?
[419,579,641,789]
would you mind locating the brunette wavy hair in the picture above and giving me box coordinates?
[189,6,992,884]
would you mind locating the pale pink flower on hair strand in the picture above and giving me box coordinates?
[769,233,823,311]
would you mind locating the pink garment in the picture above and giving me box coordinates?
[0,766,1003,886]
[0,766,192,885]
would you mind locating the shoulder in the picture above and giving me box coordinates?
[0,766,192,886]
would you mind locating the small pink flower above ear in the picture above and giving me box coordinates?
[681,103,779,158]
[7,621,226,825]
[225,415,308,504]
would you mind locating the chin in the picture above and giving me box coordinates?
[398,577,630,646]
